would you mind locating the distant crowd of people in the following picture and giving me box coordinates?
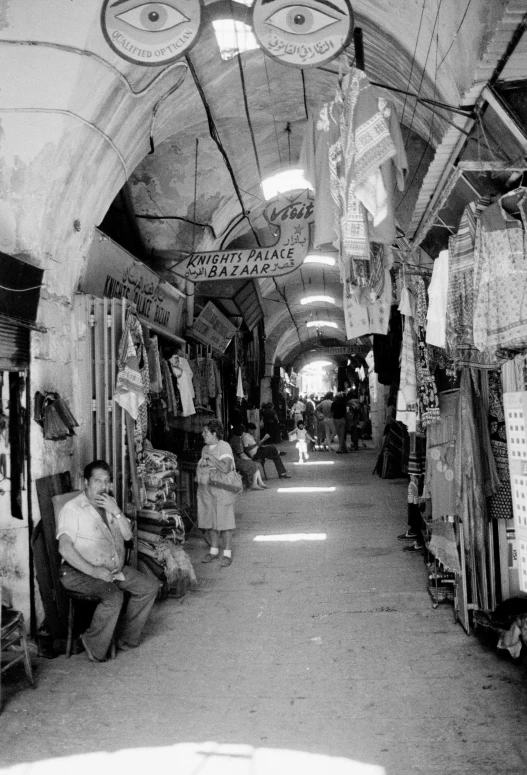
[288,391,369,454]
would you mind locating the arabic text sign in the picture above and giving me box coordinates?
[192,302,237,353]
[176,190,313,282]
[81,231,184,335]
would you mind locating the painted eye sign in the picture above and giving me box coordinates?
[252,0,354,68]
[101,0,202,66]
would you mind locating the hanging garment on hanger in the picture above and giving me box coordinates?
[299,110,339,250]
[444,196,496,368]
[170,355,195,417]
[425,249,449,348]
[368,95,408,245]
[473,195,527,354]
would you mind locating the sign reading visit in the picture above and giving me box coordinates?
[175,190,314,282]
[101,0,202,66]
[192,302,237,353]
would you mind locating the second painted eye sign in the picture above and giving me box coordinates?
[252,0,354,67]
[101,0,202,66]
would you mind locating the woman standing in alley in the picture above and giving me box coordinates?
[196,420,236,567]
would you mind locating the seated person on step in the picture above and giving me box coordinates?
[56,459,158,662]
[242,422,291,479]
[229,425,268,490]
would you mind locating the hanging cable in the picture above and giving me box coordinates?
[185,53,261,247]
[263,54,283,166]
[404,0,444,152]
[436,0,474,71]
[401,0,426,128]
[236,51,263,180]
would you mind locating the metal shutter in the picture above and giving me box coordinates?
[0,317,30,370]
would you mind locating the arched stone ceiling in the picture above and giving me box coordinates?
[0,0,520,372]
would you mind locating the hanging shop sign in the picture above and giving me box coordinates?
[101,0,202,65]
[252,0,354,68]
[80,231,184,337]
[191,301,237,353]
[324,345,370,355]
[174,190,314,282]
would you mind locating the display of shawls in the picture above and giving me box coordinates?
[424,390,458,518]
[414,277,440,426]
[454,369,500,609]
[488,369,513,520]
[425,249,449,348]
[328,69,396,284]
[369,96,408,245]
[114,309,148,421]
[445,198,495,368]
[396,315,417,431]
[473,194,527,355]
[343,268,392,339]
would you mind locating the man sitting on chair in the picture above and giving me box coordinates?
[242,423,291,479]
[56,460,158,662]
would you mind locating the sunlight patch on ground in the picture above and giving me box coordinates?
[276,486,336,493]
[253,533,327,542]
[293,461,334,465]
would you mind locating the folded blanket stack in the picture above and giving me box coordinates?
[136,445,197,597]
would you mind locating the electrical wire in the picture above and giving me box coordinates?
[0,284,42,292]
[185,53,261,247]
[436,0,474,71]
[404,0,444,152]
[401,0,426,128]
[263,53,283,166]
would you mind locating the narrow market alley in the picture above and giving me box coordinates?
[1,446,527,775]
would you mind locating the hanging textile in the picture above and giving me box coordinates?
[425,249,449,348]
[114,308,147,421]
[424,390,458,519]
[344,268,393,339]
[445,197,496,368]
[236,366,244,400]
[146,334,163,394]
[369,95,408,245]
[299,110,338,250]
[413,277,440,426]
[488,369,513,520]
[473,195,527,355]
[396,315,417,432]
[170,355,195,417]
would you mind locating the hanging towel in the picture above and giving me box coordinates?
[425,249,449,348]
[236,366,244,399]
[114,317,146,420]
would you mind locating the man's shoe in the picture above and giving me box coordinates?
[201,552,219,563]
[397,531,418,541]
[220,555,232,567]
[279,451,287,456]
[80,634,105,662]
[117,640,135,652]
[279,473,291,479]
[403,542,424,553]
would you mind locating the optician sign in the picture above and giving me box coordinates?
[81,231,184,336]
[101,0,202,65]
[174,190,314,282]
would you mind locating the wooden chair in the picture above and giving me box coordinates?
[1,605,35,707]
[66,593,117,660]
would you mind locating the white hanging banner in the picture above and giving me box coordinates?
[174,190,313,282]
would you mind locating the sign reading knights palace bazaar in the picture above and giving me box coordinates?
[175,190,314,282]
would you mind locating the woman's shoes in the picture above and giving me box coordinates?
[201,552,219,563]
[279,473,291,479]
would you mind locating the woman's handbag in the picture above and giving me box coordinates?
[208,467,243,494]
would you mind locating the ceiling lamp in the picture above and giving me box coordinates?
[303,254,336,266]
[301,295,335,305]
[261,169,313,200]
[306,321,338,329]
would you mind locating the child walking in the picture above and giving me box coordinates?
[295,420,315,463]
